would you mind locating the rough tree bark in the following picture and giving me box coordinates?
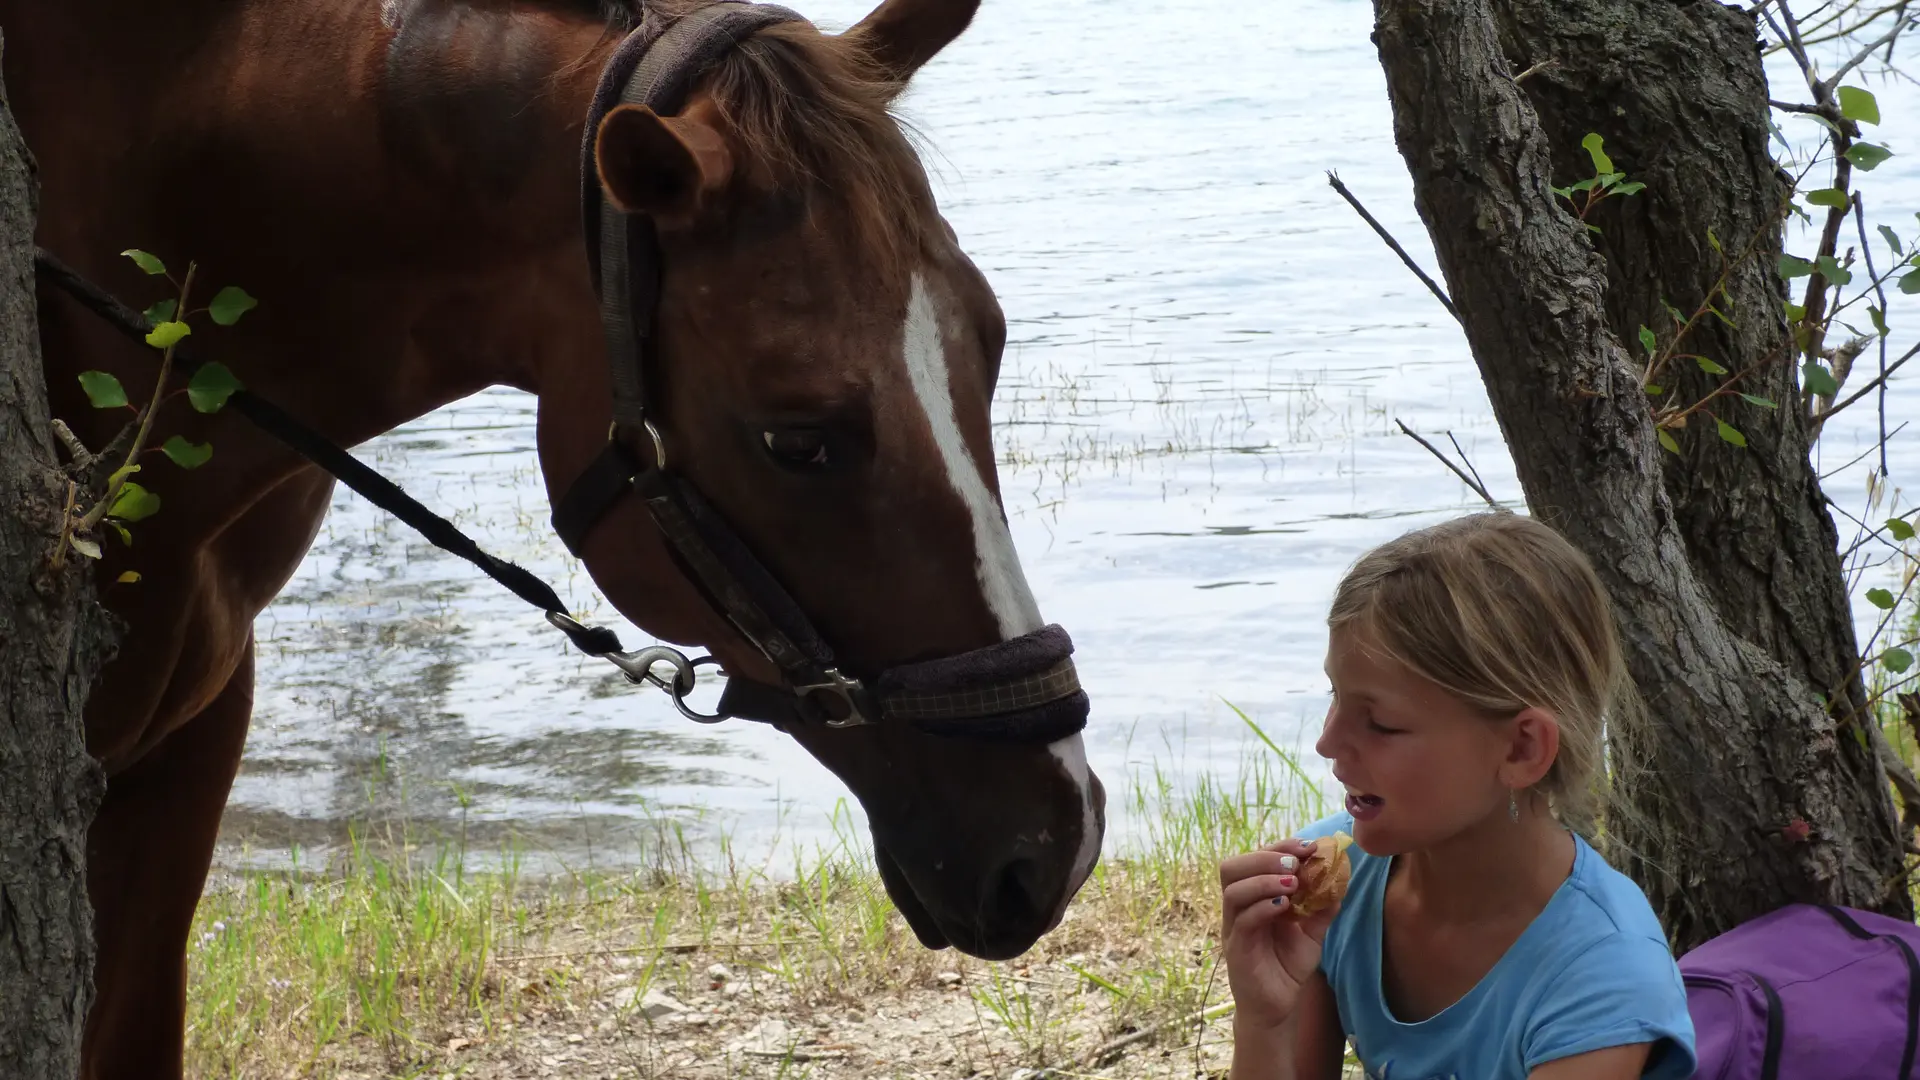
[1370,0,1909,951]
[0,30,111,1080]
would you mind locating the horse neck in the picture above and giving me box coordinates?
[189,0,622,424]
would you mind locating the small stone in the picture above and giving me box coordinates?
[731,1018,793,1053]
[611,988,686,1020]
[706,962,732,984]
[445,1037,470,1053]
[936,971,962,987]
[566,1034,584,1044]
[722,980,745,997]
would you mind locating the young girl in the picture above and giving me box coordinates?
[1220,513,1695,1080]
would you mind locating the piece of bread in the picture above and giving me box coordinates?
[1290,831,1354,917]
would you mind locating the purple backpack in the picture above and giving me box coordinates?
[1679,903,1920,1079]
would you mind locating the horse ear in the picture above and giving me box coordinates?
[595,104,733,221]
[844,0,980,83]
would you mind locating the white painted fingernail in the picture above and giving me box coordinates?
[1279,855,1298,872]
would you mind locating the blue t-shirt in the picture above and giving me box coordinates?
[1297,812,1696,1080]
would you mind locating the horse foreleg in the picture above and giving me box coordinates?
[81,638,254,1080]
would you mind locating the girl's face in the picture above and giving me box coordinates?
[1313,624,1527,855]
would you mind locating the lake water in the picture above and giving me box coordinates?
[216,0,1920,872]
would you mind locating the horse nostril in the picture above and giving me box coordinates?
[983,856,1047,932]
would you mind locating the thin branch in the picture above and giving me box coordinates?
[1446,430,1492,499]
[1079,1002,1236,1069]
[1820,12,1918,94]
[1326,171,1460,322]
[1395,419,1502,509]
[1823,420,1910,480]
[1852,195,1894,473]
[49,419,94,472]
[1512,59,1557,84]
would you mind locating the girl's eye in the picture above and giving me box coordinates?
[1366,716,1404,735]
[762,428,829,469]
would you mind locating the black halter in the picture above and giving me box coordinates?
[550,1,1090,744]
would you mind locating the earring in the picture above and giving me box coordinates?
[1509,789,1520,823]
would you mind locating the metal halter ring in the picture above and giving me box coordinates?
[608,419,668,471]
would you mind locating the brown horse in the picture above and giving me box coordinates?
[0,0,1107,1074]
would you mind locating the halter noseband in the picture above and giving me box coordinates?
[550,1,1090,744]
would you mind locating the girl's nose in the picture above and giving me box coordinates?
[1313,706,1341,761]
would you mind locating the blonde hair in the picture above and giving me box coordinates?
[1327,512,1635,829]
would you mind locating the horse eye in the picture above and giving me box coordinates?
[762,428,829,468]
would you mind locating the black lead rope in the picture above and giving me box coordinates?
[32,249,627,661]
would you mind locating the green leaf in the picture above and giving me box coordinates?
[1707,305,1738,329]
[1696,356,1731,375]
[1568,177,1601,194]
[1663,300,1688,327]
[106,463,140,488]
[1785,302,1807,322]
[207,286,257,327]
[1612,181,1646,197]
[1867,587,1897,610]
[1740,393,1779,410]
[1645,383,1664,394]
[122,249,166,276]
[1839,85,1881,126]
[1716,419,1747,447]
[1550,185,1572,199]
[160,435,212,469]
[1815,255,1854,286]
[1887,517,1917,542]
[1657,429,1680,454]
[78,371,128,409]
[108,481,161,523]
[1902,269,1920,295]
[144,320,191,349]
[1708,228,1723,253]
[187,362,243,413]
[115,570,140,583]
[1884,647,1915,674]
[1880,224,1904,256]
[1806,187,1852,209]
[1803,361,1841,396]
[1846,142,1894,171]
[143,299,176,325]
[105,521,131,547]
[1871,306,1890,338]
[68,535,101,560]
[1581,132,1615,175]
[1638,325,1658,357]
[1779,254,1816,279]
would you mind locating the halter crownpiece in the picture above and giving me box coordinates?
[553,0,1091,744]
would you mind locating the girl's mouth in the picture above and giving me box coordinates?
[1346,791,1385,821]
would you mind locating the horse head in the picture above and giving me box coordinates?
[535,0,1104,960]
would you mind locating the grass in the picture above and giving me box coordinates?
[185,723,1333,1080]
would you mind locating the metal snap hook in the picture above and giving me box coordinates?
[604,645,697,696]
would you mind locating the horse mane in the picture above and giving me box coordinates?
[590,0,935,272]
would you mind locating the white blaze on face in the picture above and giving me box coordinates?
[900,272,1103,900]
[1048,733,1104,907]
[898,273,1042,639]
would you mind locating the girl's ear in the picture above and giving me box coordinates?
[1499,707,1561,791]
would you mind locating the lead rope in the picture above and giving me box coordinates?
[32,249,722,718]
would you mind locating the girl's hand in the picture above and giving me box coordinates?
[1219,838,1341,1033]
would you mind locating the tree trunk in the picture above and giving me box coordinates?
[1369,0,1909,952]
[0,30,111,1080]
